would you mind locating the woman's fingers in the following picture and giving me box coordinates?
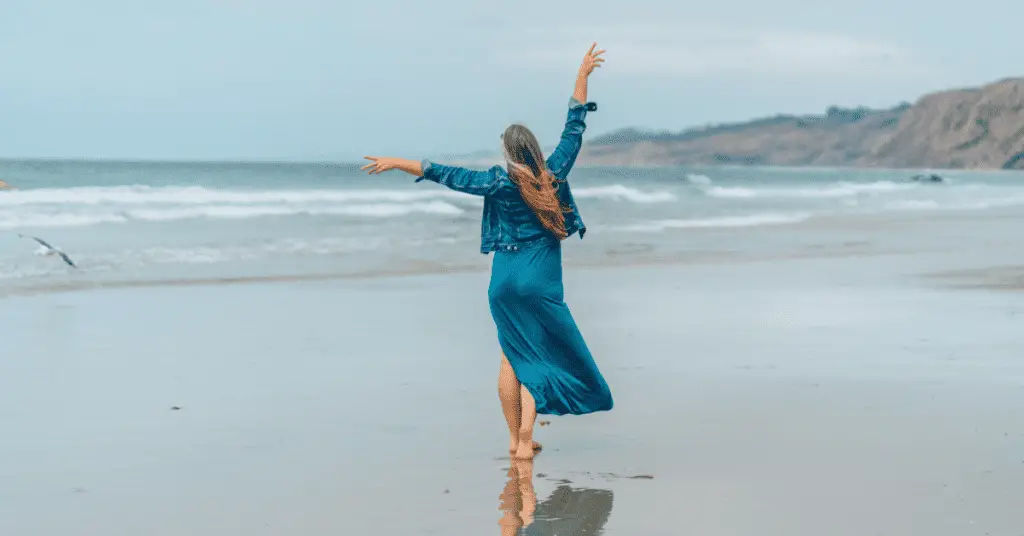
[580,45,605,75]
[363,156,390,175]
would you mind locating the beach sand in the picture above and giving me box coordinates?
[2,222,1024,535]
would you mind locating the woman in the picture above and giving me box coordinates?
[362,43,613,460]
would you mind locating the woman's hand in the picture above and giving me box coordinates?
[579,42,606,77]
[361,156,424,177]
[573,42,605,103]
[361,156,398,175]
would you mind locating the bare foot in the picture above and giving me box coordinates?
[509,441,542,456]
[513,441,542,460]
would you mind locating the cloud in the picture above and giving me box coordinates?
[508,25,920,77]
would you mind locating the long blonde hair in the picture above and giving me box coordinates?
[502,124,570,239]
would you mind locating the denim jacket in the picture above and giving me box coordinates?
[417,98,596,254]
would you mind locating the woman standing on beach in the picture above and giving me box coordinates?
[362,43,613,460]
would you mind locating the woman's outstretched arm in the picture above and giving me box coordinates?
[361,157,424,177]
[362,156,503,196]
[547,43,605,180]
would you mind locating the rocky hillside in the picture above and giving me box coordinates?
[578,78,1024,170]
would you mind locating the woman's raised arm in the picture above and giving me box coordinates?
[572,42,605,105]
[546,43,605,180]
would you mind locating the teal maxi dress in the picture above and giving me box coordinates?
[487,240,614,416]
[417,98,611,417]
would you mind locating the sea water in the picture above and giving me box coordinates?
[1,159,1022,296]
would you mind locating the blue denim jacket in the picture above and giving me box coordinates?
[417,98,595,254]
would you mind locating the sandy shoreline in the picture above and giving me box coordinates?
[2,246,1023,535]
[6,204,1024,300]
[0,242,1004,299]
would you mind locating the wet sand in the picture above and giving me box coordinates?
[925,264,1024,291]
[3,248,1024,535]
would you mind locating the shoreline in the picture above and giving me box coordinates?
[0,244,954,300]
[6,202,1024,300]
[7,247,1024,300]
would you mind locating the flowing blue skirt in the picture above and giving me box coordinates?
[488,241,613,416]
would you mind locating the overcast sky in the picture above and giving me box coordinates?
[0,0,1018,161]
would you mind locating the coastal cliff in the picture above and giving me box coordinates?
[578,77,1024,170]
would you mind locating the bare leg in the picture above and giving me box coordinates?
[498,354,522,455]
[513,385,539,459]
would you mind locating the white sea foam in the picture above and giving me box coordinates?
[125,201,466,221]
[571,184,676,203]
[704,181,915,200]
[0,213,130,230]
[882,196,1024,212]
[0,185,473,206]
[885,200,942,211]
[0,201,468,230]
[684,173,713,186]
[0,184,678,230]
[615,213,812,232]
[0,184,678,207]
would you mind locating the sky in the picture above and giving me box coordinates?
[0,0,1019,162]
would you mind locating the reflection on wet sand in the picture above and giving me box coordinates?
[498,459,615,535]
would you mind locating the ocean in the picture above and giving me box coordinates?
[2,159,1023,297]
